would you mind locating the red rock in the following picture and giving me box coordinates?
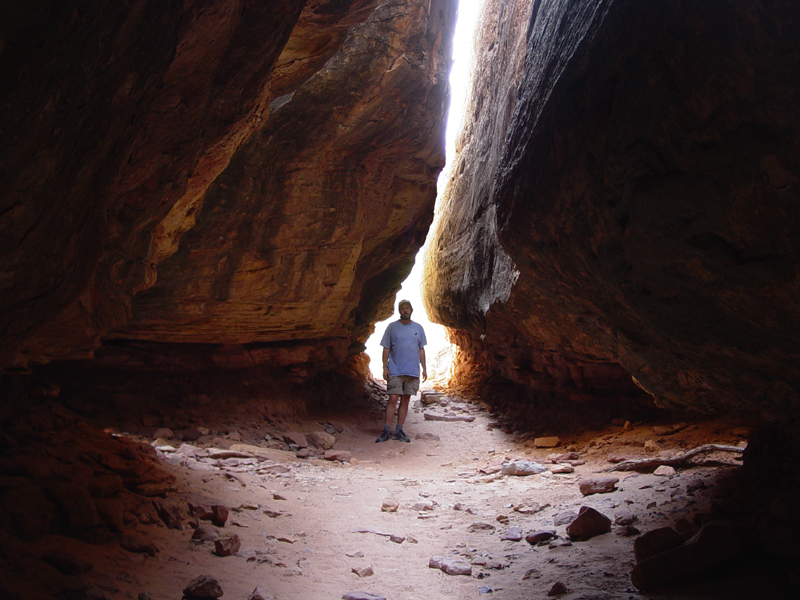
[631,521,744,592]
[211,505,228,527]
[548,582,568,596]
[283,432,308,448]
[214,534,241,557]
[525,530,556,544]
[184,575,223,599]
[566,506,611,540]
[324,450,352,462]
[634,527,684,563]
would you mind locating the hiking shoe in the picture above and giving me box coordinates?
[375,429,391,443]
[393,429,411,443]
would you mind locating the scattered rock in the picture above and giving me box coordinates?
[617,524,641,537]
[501,460,547,476]
[549,464,574,474]
[523,567,542,580]
[526,530,556,544]
[614,510,638,526]
[578,476,619,496]
[468,522,496,532]
[120,534,158,557]
[214,534,241,557]
[306,431,336,450]
[685,478,706,493]
[153,428,174,440]
[500,526,523,541]
[566,507,611,540]
[429,556,472,576]
[211,505,229,527]
[644,440,659,452]
[328,421,345,433]
[183,428,203,442]
[654,465,676,477]
[283,432,308,448]
[534,436,560,448]
[606,453,627,463]
[415,432,440,441]
[351,565,374,578]
[192,525,218,541]
[634,527,684,563]
[411,500,435,512]
[324,450,352,462]
[183,575,223,599]
[248,586,271,600]
[547,582,568,596]
[381,497,400,512]
[631,521,744,592]
[515,502,548,515]
[296,448,310,459]
[423,412,475,422]
[342,593,386,600]
[553,511,578,526]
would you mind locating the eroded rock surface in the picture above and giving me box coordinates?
[424,0,800,423]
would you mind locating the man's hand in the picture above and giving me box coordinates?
[382,365,389,381]
[422,367,428,382]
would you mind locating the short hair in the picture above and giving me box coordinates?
[398,299,413,309]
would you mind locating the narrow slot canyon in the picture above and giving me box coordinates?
[1,1,799,599]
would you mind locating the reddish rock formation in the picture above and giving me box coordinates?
[425,0,800,424]
[0,0,456,377]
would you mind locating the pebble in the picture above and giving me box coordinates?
[415,432,440,441]
[533,436,560,448]
[550,464,574,473]
[283,432,308,448]
[654,465,676,477]
[192,524,218,541]
[500,526,523,541]
[411,500,435,512]
[306,431,336,450]
[342,593,386,600]
[634,527,684,563]
[248,586,271,600]
[324,450,352,462]
[468,522,496,532]
[183,575,223,599]
[548,582,568,596]
[614,510,638,526]
[553,511,578,526]
[578,476,619,496]
[351,565,374,578]
[214,534,241,557]
[429,556,472,576]
[501,460,547,476]
[526,530,556,544]
[381,497,400,512]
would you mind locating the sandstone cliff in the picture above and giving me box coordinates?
[0,0,456,376]
[425,0,800,424]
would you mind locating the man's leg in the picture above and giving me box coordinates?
[376,393,399,442]
[393,394,412,442]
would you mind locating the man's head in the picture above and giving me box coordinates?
[398,299,413,321]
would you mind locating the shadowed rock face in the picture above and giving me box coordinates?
[425,0,800,423]
[0,0,456,375]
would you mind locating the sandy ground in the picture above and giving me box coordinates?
[23,389,762,600]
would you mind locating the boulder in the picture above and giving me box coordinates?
[566,506,611,540]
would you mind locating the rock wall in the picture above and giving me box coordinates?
[0,0,457,378]
[425,0,800,424]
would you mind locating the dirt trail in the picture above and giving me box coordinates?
[30,391,759,600]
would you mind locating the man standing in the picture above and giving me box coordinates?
[376,299,427,443]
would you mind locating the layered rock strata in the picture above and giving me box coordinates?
[425,0,800,423]
[0,0,456,377]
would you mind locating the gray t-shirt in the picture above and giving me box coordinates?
[380,320,427,377]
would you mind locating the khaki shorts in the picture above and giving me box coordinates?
[386,375,420,396]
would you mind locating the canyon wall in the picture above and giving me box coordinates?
[425,0,800,425]
[0,0,456,382]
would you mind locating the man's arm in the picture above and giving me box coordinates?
[419,347,427,382]
[382,347,390,380]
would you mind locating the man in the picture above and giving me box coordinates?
[376,299,427,443]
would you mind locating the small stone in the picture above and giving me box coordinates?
[192,524,218,541]
[653,425,673,436]
[412,500,435,512]
[654,465,676,477]
[429,556,472,576]
[566,506,612,540]
[500,526,523,541]
[214,534,241,557]
[468,522,496,532]
[351,565,374,578]
[553,511,578,526]
[283,432,308,448]
[183,575,223,599]
[578,476,619,496]
[296,448,310,459]
[341,593,386,600]
[248,586,271,600]
[153,427,174,440]
[606,453,627,463]
[547,582,568,596]
[534,436,560,448]
[381,497,400,512]
[415,432,440,441]
[306,431,336,450]
[501,460,547,476]
[211,505,229,527]
[525,530,556,544]
[522,567,542,580]
[614,510,638,526]
[324,450,352,462]
[183,428,203,442]
[644,440,659,452]
[549,464,574,474]
[685,478,706,493]
[617,524,641,537]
